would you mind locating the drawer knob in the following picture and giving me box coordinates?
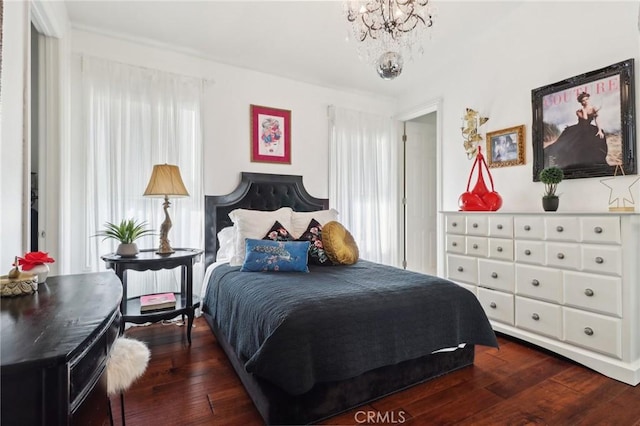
[532,313,540,321]
[491,272,498,279]
[490,302,497,309]
[452,222,457,227]
[556,225,564,232]
[473,244,478,249]
[531,279,540,287]
[457,266,464,272]
[595,257,604,264]
[524,249,531,256]
[524,225,531,231]
[497,247,503,252]
[557,253,565,260]
[585,288,594,297]
[584,327,594,336]
[452,242,457,247]
[594,226,603,234]
[497,224,503,230]
[472,223,478,228]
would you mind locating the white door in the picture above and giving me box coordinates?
[403,115,437,275]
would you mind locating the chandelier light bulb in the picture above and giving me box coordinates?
[376,51,404,80]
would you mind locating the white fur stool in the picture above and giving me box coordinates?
[106,337,151,426]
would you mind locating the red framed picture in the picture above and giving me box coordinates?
[250,104,291,164]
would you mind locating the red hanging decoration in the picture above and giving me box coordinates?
[458,146,503,211]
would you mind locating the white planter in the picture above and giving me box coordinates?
[30,263,50,284]
[116,243,139,257]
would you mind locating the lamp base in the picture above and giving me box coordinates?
[156,241,175,256]
[157,196,175,255]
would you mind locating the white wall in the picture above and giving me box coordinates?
[398,1,640,213]
[0,1,28,270]
[70,29,397,201]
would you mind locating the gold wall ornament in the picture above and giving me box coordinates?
[461,108,489,159]
[599,164,640,212]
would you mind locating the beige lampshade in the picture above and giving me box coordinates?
[143,164,190,198]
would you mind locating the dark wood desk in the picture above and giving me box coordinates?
[0,272,122,426]
[101,248,203,344]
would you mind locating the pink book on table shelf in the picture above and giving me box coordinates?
[140,292,176,307]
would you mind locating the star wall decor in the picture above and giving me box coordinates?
[599,164,640,211]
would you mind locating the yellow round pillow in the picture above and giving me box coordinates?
[322,221,359,265]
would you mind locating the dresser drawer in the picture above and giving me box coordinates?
[488,216,513,238]
[446,215,466,234]
[477,287,514,325]
[515,264,562,303]
[545,242,580,270]
[563,307,622,359]
[516,296,562,339]
[466,216,488,236]
[446,235,465,254]
[545,217,580,242]
[514,216,544,239]
[581,245,622,276]
[580,216,621,244]
[488,238,513,261]
[478,259,515,292]
[466,236,488,257]
[446,254,478,284]
[69,309,120,408]
[515,240,545,265]
[563,271,622,317]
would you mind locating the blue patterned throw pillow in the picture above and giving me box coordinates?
[241,239,311,272]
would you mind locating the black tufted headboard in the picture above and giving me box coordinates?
[204,172,329,268]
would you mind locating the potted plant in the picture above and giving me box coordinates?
[539,166,564,212]
[95,219,155,257]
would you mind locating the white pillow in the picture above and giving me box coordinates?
[228,207,294,266]
[291,209,339,239]
[216,226,236,262]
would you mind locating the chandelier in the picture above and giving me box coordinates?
[345,0,434,80]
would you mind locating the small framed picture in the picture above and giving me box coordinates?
[250,104,291,164]
[486,125,526,168]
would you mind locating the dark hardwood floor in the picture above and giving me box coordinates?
[117,317,640,425]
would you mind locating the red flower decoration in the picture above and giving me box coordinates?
[17,251,55,271]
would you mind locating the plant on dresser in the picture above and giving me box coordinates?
[538,166,564,212]
[444,212,640,385]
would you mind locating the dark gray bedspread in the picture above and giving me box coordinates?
[202,259,498,395]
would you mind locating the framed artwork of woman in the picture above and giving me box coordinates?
[532,59,636,181]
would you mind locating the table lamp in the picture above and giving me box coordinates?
[143,164,189,254]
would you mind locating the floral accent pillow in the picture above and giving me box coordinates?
[241,239,310,272]
[297,219,334,266]
[263,221,295,242]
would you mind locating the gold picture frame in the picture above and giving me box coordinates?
[486,125,526,168]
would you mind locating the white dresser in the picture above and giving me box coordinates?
[444,212,640,385]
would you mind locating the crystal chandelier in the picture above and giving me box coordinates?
[345,0,434,80]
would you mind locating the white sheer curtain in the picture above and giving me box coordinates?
[80,56,204,297]
[328,106,399,266]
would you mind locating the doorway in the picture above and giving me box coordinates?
[30,23,41,251]
[402,112,438,275]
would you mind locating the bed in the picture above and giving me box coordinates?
[202,172,498,425]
